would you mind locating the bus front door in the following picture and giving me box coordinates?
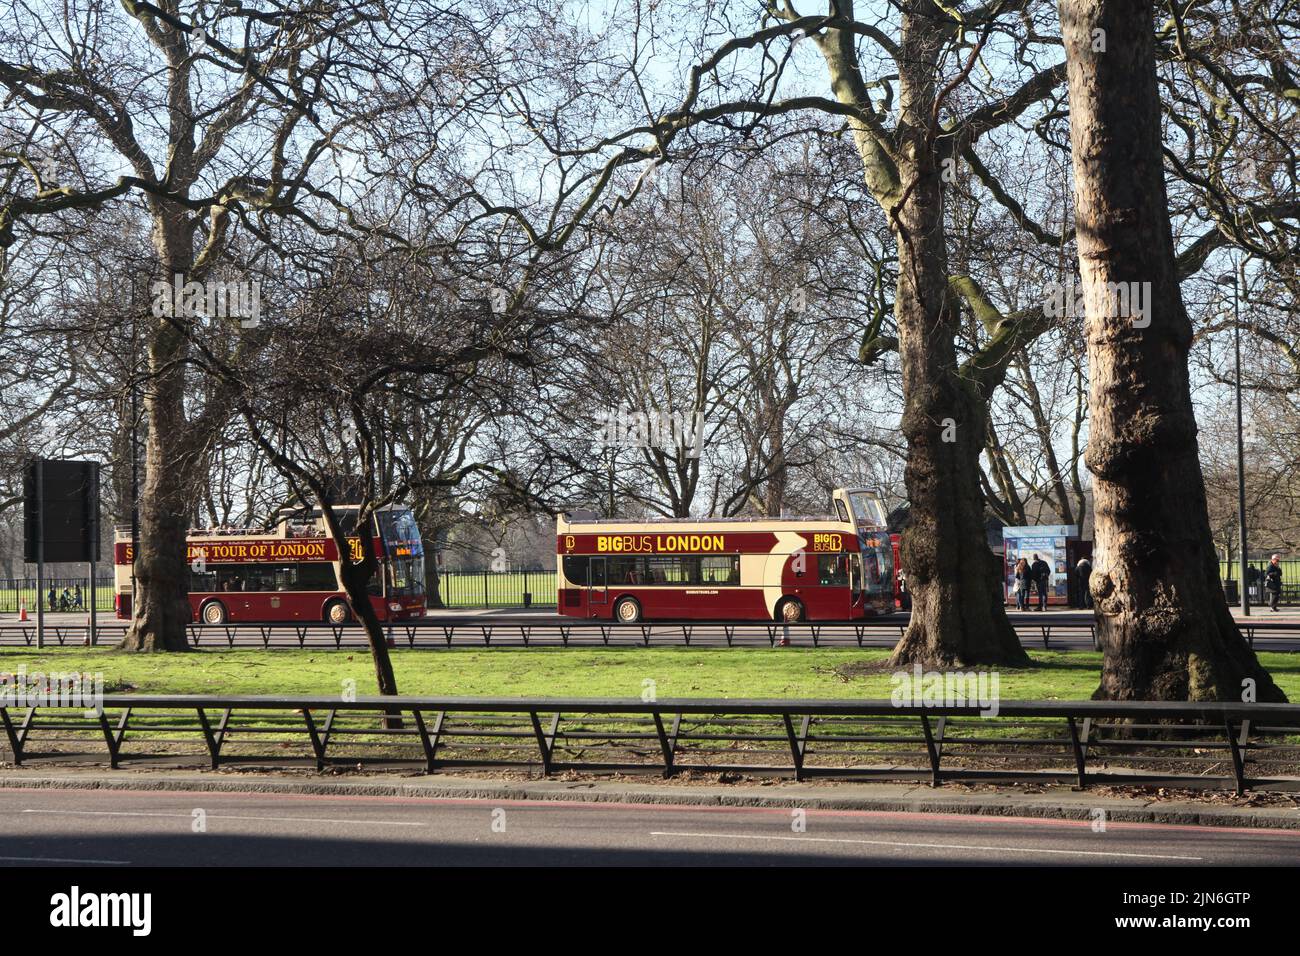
[849,552,865,618]
[588,557,608,616]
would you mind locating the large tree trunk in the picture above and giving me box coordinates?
[119,208,196,652]
[878,6,1026,666]
[1059,0,1283,701]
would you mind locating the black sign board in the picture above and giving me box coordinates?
[23,458,101,563]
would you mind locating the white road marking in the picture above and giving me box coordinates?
[21,809,423,827]
[649,831,1203,861]
[0,855,129,865]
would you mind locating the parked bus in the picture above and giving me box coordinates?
[556,488,895,623]
[113,505,426,624]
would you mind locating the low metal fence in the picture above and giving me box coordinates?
[2,613,1296,650]
[1221,559,1299,606]
[2,695,1298,794]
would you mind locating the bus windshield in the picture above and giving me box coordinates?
[848,492,888,529]
[377,509,425,597]
[860,531,894,597]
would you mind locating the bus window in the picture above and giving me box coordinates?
[700,555,740,585]
[609,556,640,584]
[297,563,338,590]
[562,555,590,586]
[817,554,849,586]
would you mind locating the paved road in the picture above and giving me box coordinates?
[3,787,1299,866]
[5,619,1298,652]
[5,607,1299,652]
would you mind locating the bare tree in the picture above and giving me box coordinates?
[1057,0,1282,701]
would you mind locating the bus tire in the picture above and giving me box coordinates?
[613,596,642,624]
[776,598,804,623]
[324,599,352,624]
[200,600,228,625]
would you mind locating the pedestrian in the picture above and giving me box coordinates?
[1030,553,1052,611]
[47,585,56,611]
[1013,557,1032,611]
[73,583,83,610]
[1246,563,1261,604]
[1265,554,1284,612]
[1076,556,1093,609]
[60,587,71,611]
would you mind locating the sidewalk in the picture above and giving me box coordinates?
[3,766,1298,830]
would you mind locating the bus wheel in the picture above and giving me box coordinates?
[777,598,804,623]
[613,596,642,624]
[200,600,228,625]
[324,600,352,624]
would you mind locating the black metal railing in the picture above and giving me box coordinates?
[0,577,116,613]
[2,613,1296,650]
[3,695,1298,794]
[432,570,556,608]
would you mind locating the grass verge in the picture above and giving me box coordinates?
[4,646,1300,700]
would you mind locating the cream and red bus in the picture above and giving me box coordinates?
[113,505,426,624]
[556,488,895,623]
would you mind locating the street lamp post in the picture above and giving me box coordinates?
[1216,269,1249,616]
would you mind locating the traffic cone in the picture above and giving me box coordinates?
[18,602,27,622]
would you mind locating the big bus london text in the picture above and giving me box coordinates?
[556,487,895,623]
[113,505,426,624]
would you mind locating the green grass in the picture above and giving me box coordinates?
[5,646,1300,700]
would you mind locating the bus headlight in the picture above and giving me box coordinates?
[388,602,402,612]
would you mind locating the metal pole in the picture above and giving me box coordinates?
[1233,275,1250,616]
[35,460,44,649]
[130,306,139,618]
[89,463,99,646]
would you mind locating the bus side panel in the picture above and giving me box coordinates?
[603,587,772,621]
[798,583,851,621]
[558,587,587,617]
[190,590,356,623]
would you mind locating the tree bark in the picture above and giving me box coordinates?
[1058,0,1283,701]
[118,206,196,652]
[825,4,1025,666]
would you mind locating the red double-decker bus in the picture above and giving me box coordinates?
[113,505,426,624]
[557,488,895,623]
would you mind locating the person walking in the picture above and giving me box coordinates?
[1246,563,1261,604]
[73,583,83,610]
[1013,558,1032,611]
[1265,554,1284,612]
[47,585,56,612]
[1030,553,1052,611]
[1076,556,1093,609]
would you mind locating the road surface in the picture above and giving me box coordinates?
[3,787,1299,866]
[5,608,1300,651]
